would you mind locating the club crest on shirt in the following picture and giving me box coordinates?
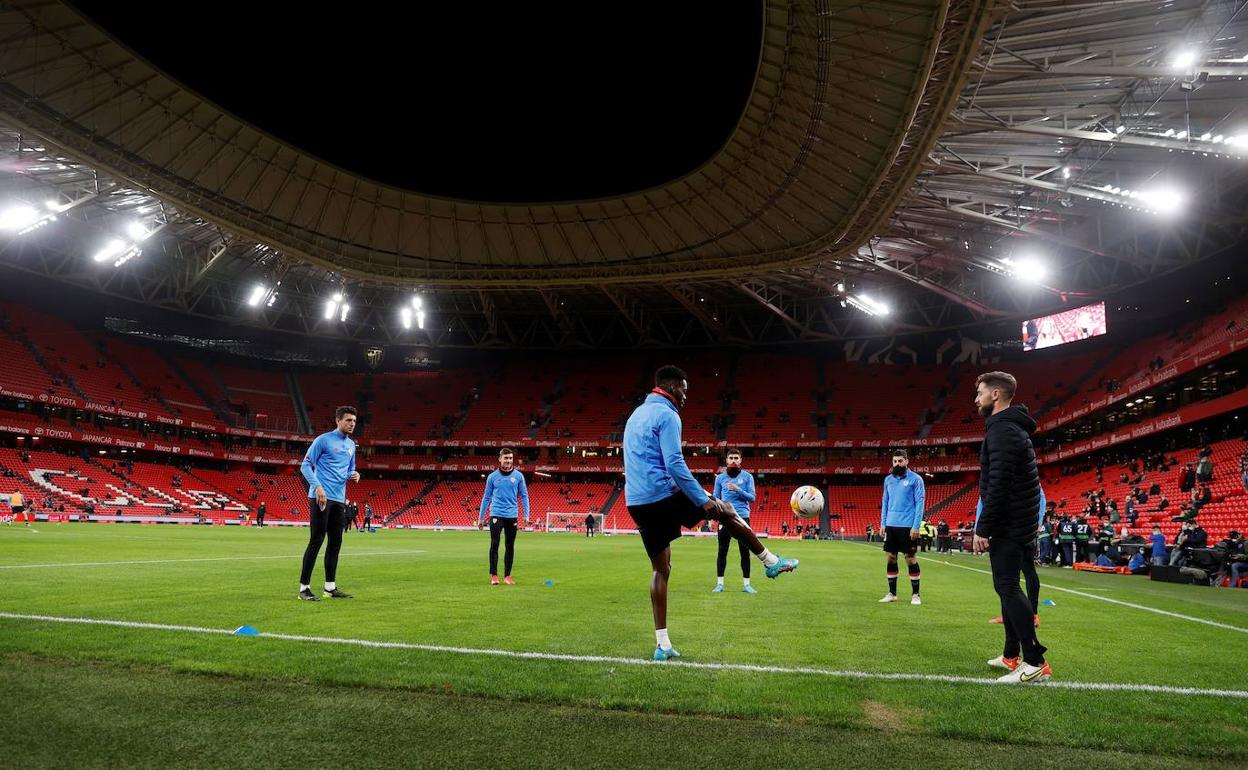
[510,476,518,484]
[903,480,910,487]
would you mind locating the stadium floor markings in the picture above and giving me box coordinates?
[921,552,1248,634]
[2,610,1246,700]
[842,540,1248,634]
[0,550,426,570]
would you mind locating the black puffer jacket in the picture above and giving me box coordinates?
[976,404,1042,543]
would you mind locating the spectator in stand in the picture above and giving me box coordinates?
[1196,450,1213,484]
[1148,481,1162,497]
[1193,484,1212,511]
[1179,464,1196,493]
[1169,521,1209,567]
[1241,449,1248,495]
[1167,524,1188,567]
[1125,496,1139,527]
[1188,522,1209,550]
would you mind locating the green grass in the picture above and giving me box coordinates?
[2,523,1246,767]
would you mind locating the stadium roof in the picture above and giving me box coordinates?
[1,0,1246,348]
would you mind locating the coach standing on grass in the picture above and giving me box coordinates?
[297,406,361,601]
[972,372,1051,683]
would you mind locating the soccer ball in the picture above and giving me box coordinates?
[790,485,824,518]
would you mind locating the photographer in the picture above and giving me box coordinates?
[1215,531,1245,588]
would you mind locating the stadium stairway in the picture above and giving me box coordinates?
[918,364,961,439]
[162,352,233,426]
[814,356,829,441]
[349,374,375,437]
[1037,350,1117,418]
[717,353,740,442]
[922,479,979,519]
[99,339,176,416]
[8,327,88,400]
[384,479,440,525]
[287,372,312,434]
[597,483,624,521]
[185,467,244,504]
[529,371,564,440]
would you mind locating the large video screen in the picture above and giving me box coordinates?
[1022,301,1106,351]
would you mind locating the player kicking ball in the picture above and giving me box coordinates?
[623,365,798,661]
[879,449,925,606]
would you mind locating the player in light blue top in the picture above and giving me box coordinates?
[712,448,759,593]
[478,447,530,585]
[623,364,798,661]
[297,406,361,601]
[879,449,926,605]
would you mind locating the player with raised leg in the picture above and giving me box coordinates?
[623,365,798,661]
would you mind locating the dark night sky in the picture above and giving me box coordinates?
[73,2,762,202]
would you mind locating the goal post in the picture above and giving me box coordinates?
[545,511,603,533]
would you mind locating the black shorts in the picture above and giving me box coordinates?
[11,506,23,515]
[627,492,705,559]
[489,517,517,535]
[883,526,917,555]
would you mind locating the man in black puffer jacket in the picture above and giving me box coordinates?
[973,371,1051,684]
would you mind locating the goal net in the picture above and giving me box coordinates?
[545,511,603,533]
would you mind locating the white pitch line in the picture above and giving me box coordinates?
[1,611,1246,700]
[924,553,1248,635]
[0,550,426,570]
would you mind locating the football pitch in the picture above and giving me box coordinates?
[2,524,1246,768]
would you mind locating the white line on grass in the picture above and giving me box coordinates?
[923,552,1248,635]
[843,540,1248,634]
[0,550,426,570]
[1,611,1246,700]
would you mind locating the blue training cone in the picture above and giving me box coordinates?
[543,580,555,587]
[233,625,261,636]
[1041,599,1056,606]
